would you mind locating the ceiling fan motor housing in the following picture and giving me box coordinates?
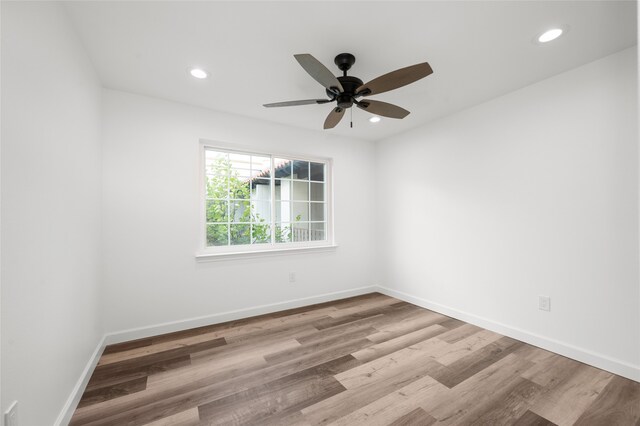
[327,75,363,108]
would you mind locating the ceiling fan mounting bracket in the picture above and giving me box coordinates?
[334,53,356,74]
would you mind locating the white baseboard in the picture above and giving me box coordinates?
[375,285,640,383]
[56,285,377,424]
[104,286,378,345]
[54,335,107,426]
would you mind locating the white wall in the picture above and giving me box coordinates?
[1,2,103,425]
[377,47,639,379]
[101,89,377,334]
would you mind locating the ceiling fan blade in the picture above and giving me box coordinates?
[294,54,344,94]
[357,100,410,119]
[263,99,332,107]
[324,107,345,129]
[357,62,433,96]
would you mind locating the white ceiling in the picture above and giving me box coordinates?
[64,1,637,142]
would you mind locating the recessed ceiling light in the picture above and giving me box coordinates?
[369,116,381,123]
[537,28,563,43]
[189,68,208,79]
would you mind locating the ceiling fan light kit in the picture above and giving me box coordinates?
[263,53,433,129]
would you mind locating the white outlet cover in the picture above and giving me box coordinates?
[539,296,551,312]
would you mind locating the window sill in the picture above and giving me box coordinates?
[195,244,338,262]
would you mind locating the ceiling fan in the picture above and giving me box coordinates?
[263,53,433,129]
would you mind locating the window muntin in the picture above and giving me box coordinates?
[203,147,329,251]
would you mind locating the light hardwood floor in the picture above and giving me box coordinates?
[70,293,640,425]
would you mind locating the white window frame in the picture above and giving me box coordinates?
[196,140,335,260]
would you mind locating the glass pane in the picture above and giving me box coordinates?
[207,224,228,246]
[206,174,229,199]
[292,181,309,201]
[205,150,228,172]
[252,224,271,244]
[276,200,290,223]
[310,162,325,181]
[291,222,309,242]
[292,202,309,222]
[310,222,326,241]
[251,200,271,223]
[310,203,325,221]
[230,224,250,245]
[292,160,309,180]
[276,223,291,243]
[206,200,228,222]
[276,180,291,201]
[251,155,271,178]
[230,200,250,222]
[274,158,292,179]
[233,168,251,180]
[229,177,251,200]
[310,182,324,202]
[250,178,271,200]
[229,153,251,188]
[229,152,251,169]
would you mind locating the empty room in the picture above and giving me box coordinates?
[1,1,639,425]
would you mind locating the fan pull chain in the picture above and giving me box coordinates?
[350,107,353,128]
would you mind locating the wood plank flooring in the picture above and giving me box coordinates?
[70,293,640,425]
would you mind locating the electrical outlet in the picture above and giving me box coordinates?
[539,296,551,312]
[5,401,18,426]
[289,272,296,283]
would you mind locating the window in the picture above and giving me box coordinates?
[201,145,332,254]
